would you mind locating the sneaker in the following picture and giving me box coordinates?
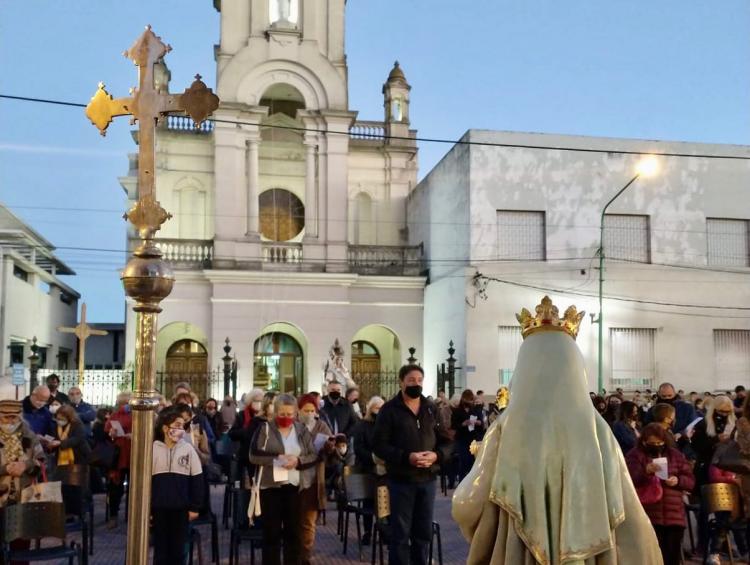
[705,554,721,565]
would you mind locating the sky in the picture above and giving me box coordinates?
[1,0,749,323]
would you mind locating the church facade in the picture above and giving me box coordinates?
[122,0,423,395]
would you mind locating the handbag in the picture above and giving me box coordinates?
[712,440,750,475]
[636,474,663,505]
[247,423,269,526]
[21,480,62,504]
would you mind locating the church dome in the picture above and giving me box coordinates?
[386,61,408,84]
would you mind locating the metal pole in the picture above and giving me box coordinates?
[222,337,232,398]
[597,173,640,394]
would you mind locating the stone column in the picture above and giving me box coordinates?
[246,135,260,237]
[303,137,317,238]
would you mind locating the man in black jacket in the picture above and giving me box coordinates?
[373,364,439,565]
[320,380,357,437]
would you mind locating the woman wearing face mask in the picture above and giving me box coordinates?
[602,395,622,427]
[626,423,694,565]
[297,394,333,564]
[352,396,384,545]
[47,405,90,471]
[451,389,485,481]
[613,400,641,454]
[690,394,736,487]
[249,394,317,565]
[104,391,132,529]
[151,408,204,565]
[229,389,265,486]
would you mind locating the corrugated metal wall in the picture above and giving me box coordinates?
[610,327,656,389]
[714,329,750,391]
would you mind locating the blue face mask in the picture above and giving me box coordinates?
[123,405,131,414]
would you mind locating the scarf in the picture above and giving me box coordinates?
[243,406,255,429]
[57,425,74,466]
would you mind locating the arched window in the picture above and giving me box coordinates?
[353,192,375,244]
[391,98,403,122]
[178,186,207,239]
[254,332,304,393]
[269,0,299,27]
[259,189,305,241]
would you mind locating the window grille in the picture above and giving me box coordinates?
[496,211,545,260]
[610,327,656,389]
[498,325,523,386]
[707,218,750,267]
[714,330,750,391]
[604,214,650,263]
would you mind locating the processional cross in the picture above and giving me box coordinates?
[57,303,108,386]
[85,26,219,565]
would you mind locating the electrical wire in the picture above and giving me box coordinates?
[2,93,750,160]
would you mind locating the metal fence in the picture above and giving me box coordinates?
[36,369,227,406]
[38,369,132,407]
[352,371,401,402]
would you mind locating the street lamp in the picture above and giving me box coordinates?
[596,156,659,393]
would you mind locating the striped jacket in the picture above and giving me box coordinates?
[152,440,204,512]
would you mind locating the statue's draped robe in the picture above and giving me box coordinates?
[452,332,663,565]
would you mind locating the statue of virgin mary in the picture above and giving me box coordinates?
[452,296,662,564]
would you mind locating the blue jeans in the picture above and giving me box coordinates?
[387,478,436,565]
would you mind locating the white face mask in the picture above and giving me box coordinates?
[168,428,185,442]
[300,413,316,428]
[251,401,262,412]
[0,422,20,434]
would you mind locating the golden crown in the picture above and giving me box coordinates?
[516,296,585,340]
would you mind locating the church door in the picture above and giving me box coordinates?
[351,341,382,399]
[165,339,209,399]
[254,332,304,394]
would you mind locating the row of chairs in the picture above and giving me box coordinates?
[336,468,444,565]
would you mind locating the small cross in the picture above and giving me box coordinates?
[58,303,108,387]
[85,25,219,240]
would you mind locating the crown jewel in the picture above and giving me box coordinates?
[516,296,585,340]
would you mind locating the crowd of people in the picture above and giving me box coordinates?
[596,382,750,565]
[5,369,750,565]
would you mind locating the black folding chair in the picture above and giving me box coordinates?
[228,488,262,565]
[54,464,94,561]
[1,501,82,564]
[189,481,220,565]
[342,473,376,560]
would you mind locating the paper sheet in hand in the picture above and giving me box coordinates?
[314,433,329,453]
[652,456,669,480]
[110,420,125,437]
[273,458,289,482]
[468,414,477,432]
[684,417,703,436]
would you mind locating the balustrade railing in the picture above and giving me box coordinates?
[165,115,214,133]
[263,242,303,265]
[348,244,424,276]
[154,238,213,268]
[350,121,385,141]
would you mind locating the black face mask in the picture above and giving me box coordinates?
[404,385,423,399]
[644,444,664,457]
[714,414,729,429]
[328,391,341,401]
[658,396,675,406]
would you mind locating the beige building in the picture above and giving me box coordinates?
[122,0,423,395]
[0,204,79,396]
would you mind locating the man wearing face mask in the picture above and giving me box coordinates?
[67,387,96,438]
[373,364,440,565]
[644,382,697,435]
[45,374,70,406]
[21,385,55,437]
[0,400,44,507]
[320,381,357,438]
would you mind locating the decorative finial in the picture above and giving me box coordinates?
[516,296,585,340]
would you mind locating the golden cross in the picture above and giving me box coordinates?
[85,25,219,240]
[57,303,108,386]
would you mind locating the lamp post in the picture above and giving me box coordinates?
[222,337,232,398]
[28,336,40,390]
[596,157,658,394]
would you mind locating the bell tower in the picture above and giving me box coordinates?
[383,61,411,144]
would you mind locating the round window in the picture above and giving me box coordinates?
[259,189,305,241]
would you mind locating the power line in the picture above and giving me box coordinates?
[474,272,750,311]
[3,93,750,160]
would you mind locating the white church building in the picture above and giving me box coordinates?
[122,0,423,395]
[119,1,750,397]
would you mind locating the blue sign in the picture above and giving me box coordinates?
[11,364,25,386]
